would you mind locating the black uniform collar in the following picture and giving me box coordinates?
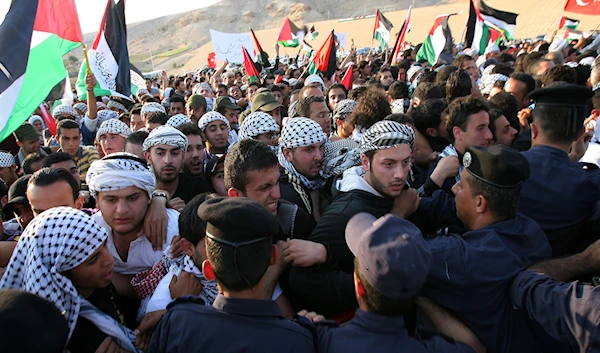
[349,309,409,335]
[212,294,284,318]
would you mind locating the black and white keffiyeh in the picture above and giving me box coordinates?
[478,73,509,96]
[163,252,219,306]
[96,119,132,142]
[0,151,14,168]
[86,152,156,199]
[332,99,357,121]
[0,208,105,338]
[96,101,107,110]
[238,112,280,140]
[198,111,230,132]
[52,104,79,119]
[359,120,415,155]
[166,114,192,128]
[278,117,328,190]
[73,102,88,115]
[97,109,119,127]
[107,100,128,113]
[142,125,188,152]
[140,102,166,116]
[323,139,361,179]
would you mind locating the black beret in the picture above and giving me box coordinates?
[528,84,593,136]
[463,145,529,188]
[197,197,279,243]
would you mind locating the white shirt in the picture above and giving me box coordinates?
[92,209,180,275]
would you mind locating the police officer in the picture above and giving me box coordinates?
[146,197,315,353]
[511,238,600,352]
[316,213,484,353]
[398,145,552,353]
[518,83,600,256]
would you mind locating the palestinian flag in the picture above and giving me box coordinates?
[390,5,412,64]
[373,9,394,50]
[559,16,579,30]
[308,31,337,79]
[242,46,260,83]
[80,0,133,101]
[564,28,583,41]
[75,63,145,100]
[277,18,306,48]
[466,0,517,55]
[416,14,456,66]
[250,28,270,69]
[0,0,82,142]
[306,25,319,41]
[302,40,314,56]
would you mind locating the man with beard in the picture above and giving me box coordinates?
[176,124,207,179]
[186,95,207,126]
[289,120,416,316]
[143,126,209,212]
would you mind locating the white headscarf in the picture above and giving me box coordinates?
[142,125,188,152]
[86,152,156,199]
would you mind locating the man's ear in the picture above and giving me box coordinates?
[283,148,293,162]
[426,127,438,137]
[180,238,195,258]
[75,195,84,210]
[228,188,242,198]
[143,151,151,164]
[354,272,366,298]
[361,154,370,173]
[202,260,215,281]
[475,194,486,214]
[452,126,463,142]
[531,122,539,140]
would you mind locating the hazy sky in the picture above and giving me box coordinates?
[0,0,221,35]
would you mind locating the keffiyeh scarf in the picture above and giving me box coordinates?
[143,125,188,152]
[96,119,132,141]
[198,111,230,132]
[322,139,361,179]
[86,152,156,199]
[166,114,192,128]
[359,120,415,155]
[0,207,140,352]
[238,112,280,140]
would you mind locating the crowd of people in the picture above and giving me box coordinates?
[0,32,600,353]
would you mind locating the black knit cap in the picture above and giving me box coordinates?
[528,84,593,136]
[198,196,279,243]
[463,145,530,188]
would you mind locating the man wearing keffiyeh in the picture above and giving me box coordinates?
[0,207,142,353]
[289,120,417,317]
[278,117,327,218]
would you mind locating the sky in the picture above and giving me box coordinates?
[0,0,222,35]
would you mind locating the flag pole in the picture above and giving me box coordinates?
[556,11,565,31]
[82,45,92,75]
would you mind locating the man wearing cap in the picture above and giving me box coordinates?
[315,213,485,353]
[143,126,210,211]
[519,84,600,256]
[147,197,316,353]
[289,120,415,316]
[399,145,552,353]
[251,92,284,127]
[0,151,18,187]
[87,153,179,278]
[214,96,243,142]
[278,118,327,220]
[331,100,357,141]
[13,123,52,167]
[2,175,34,241]
[187,94,207,126]
[96,119,132,156]
[198,112,231,157]
[55,119,99,181]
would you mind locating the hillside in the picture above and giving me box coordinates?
[67,0,600,78]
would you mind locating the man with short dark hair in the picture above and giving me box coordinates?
[176,124,206,178]
[12,123,51,167]
[56,119,98,181]
[424,96,493,195]
[147,197,316,353]
[296,96,331,136]
[488,109,518,147]
[325,84,347,111]
[129,104,145,131]
[453,55,479,81]
[146,111,169,132]
[21,153,44,175]
[124,130,149,159]
[400,144,552,353]
[412,98,450,153]
[42,152,82,187]
[387,81,409,114]
[26,167,83,216]
[169,95,186,117]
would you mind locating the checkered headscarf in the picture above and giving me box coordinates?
[73,103,88,115]
[86,152,156,199]
[96,118,131,142]
[359,120,415,155]
[97,109,119,127]
[141,102,166,116]
[238,112,279,140]
[52,104,79,119]
[198,111,230,132]
[333,99,357,121]
[280,117,328,149]
[0,207,108,339]
[0,151,14,168]
[108,100,128,113]
[478,73,508,96]
[142,125,188,152]
[96,102,107,110]
[166,114,192,128]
